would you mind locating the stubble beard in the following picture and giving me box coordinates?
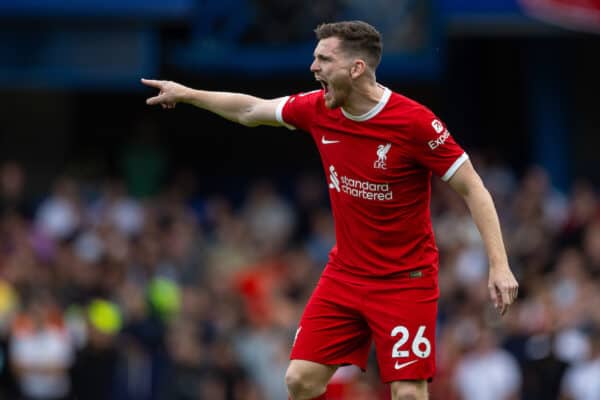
[324,94,338,109]
[324,85,349,110]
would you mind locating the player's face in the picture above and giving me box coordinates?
[311,37,354,109]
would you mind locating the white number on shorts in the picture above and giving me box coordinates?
[391,325,431,359]
[391,326,410,358]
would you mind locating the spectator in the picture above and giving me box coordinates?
[9,292,74,400]
[70,299,122,400]
[0,161,31,219]
[560,324,600,400]
[34,176,82,241]
[454,322,522,400]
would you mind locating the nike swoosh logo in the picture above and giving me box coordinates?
[394,359,419,370]
[322,136,340,144]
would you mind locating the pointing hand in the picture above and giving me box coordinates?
[141,78,187,109]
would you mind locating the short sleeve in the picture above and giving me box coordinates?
[410,108,468,181]
[276,89,322,132]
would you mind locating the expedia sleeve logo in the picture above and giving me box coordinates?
[428,129,450,150]
[428,119,450,150]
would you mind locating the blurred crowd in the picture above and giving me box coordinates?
[0,154,599,400]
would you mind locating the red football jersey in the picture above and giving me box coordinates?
[276,87,468,280]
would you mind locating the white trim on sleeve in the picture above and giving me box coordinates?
[275,96,296,130]
[441,152,469,181]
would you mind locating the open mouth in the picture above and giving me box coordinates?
[316,78,330,94]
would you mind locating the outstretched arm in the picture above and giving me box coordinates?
[141,79,285,127]
[447,160,519,315]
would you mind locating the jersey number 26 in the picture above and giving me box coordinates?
[391,325,431,359]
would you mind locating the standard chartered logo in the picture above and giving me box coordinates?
[328,165,340,192]
[328,165,392,201]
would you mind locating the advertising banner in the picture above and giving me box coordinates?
[520,0,600,32]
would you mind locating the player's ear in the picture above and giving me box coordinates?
[350,59,366,79]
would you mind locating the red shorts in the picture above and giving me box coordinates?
[290,267,439,383]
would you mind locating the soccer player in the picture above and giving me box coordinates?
[142,20,519,400]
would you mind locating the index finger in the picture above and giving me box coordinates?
[140,78,163,89]
[489,284,499,310]
[500,287,512,315]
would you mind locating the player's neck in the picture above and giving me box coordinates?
[342,81,385,116]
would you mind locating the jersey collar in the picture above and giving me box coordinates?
[341,86,391,122]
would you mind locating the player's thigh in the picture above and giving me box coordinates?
[291,276,371,369]
[285,359,338,388]
[365,285,438,383]
[390,379,428,400]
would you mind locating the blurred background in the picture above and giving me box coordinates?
[1,0,600,399]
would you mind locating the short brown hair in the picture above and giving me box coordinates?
[314,21,383,69]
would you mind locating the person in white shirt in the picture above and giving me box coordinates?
[454,323,521,400]
[561,325,600,400]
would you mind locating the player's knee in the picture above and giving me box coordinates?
[391,380,427,400]
[285,368,326,399]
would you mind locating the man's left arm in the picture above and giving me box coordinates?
[447,160,519,315]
